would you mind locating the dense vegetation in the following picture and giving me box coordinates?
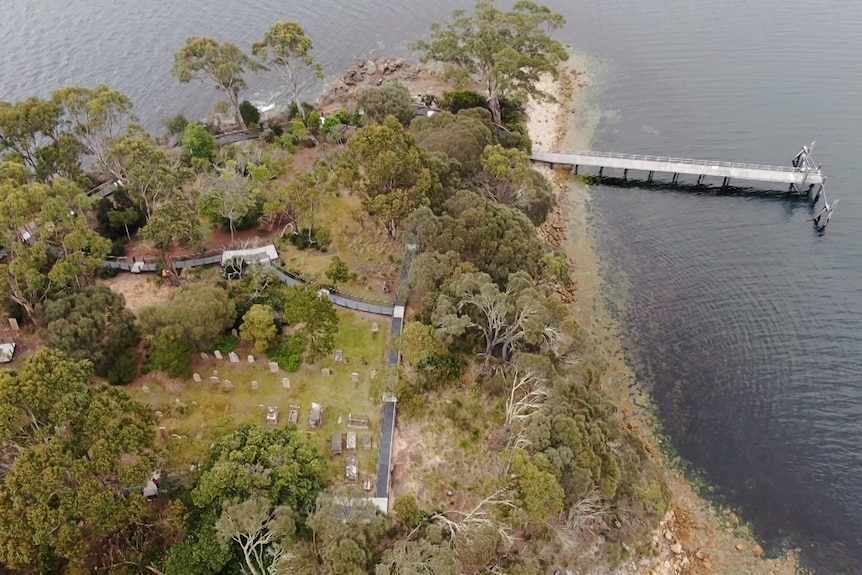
[0,2,672,573]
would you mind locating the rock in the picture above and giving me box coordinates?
[735,541,747,551]
[663,530,673,541]
[753,544,764,555]
[708,485,715,493]
[670,543,683,555]
[702,560,712,570]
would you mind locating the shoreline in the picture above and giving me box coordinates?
[526,57,803,574]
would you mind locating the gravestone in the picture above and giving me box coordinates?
[158,427,169,442]
[351,372,360,383]
[210,376,220,384]
[334,349,343,362]
[362,434,372,450]
[269,361,279,373]
[251,380,259,390]
[200,352,209,360]
[282,377,291,390]
[222,380,234,392]
[231,328,239,338]
[141,385,150,394]
[8,318,19,331]
[247,354,255,363]
[321,367,331,377]
[192,373,202,383]
[212,369,219,377]
[229,352,239,363]
[154,411,163,419]
[371,322,379,337]
[214,350,223,360]
[337,416,343,425]
[370,369,378,379]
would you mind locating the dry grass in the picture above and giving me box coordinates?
[127,309,390,487]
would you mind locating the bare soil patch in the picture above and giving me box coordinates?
[98,273,175,314]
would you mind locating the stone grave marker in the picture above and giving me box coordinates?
[212,369,219,376]
[351,372,360,383]
[229,352,239,363]
[192,373,202,383]
[337,416,343,425]
[231,328,239,338]
[214,350,223,360]
[334,349,343,362]
[222,380,234,392]
[154,410,163,419]
[8,318,19,331]
[362,434,372,450]
[251,380,259,390]
[371,322,379,337]
[370,369,378,379]
[210,376,220,384]
[269,361,279,373]
[200,352,209,360]
[158,427,169,442]
[247,354,255,363]
[321,367,331,377]
[142,385,150,394]
[282,377,291,390]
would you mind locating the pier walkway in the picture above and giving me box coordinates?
[531,149,826,187]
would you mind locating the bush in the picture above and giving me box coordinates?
[441,90,488,114]
[239,100,261,128]
[289,227,331,252]
[325,256,357,285]
[321,109,358,135]
[269,332,307,372]
[393,495,423,528]
[306,111,321,133]
[148,333,193,378]
[163,113,190,138]
[183,122,217,161]
[215,334,240,353]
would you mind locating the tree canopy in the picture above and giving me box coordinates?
[410,109,494,178]
[252,21,323,121]
[0,349,158,571]
[416,0,568,125]
[138,283,236,352]
[240,303,278,355]
[358,82,415,127]
[172,37,261,129]
[37,285,141,385]
[281,285,339,361]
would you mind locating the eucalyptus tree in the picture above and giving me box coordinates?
[416,0,568,125]
[252,21,323,121]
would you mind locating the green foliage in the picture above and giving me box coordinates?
[148,332,194,377]
[540,252,570,284]
[0,349,158,571]
[416,0,568,125]
[163,113,190,137]
[440,90,488,114]
[183,122,217,161]
[192,423,328,511]
[480,143,554,225]
[506,447,565,523]
[338,116,443,237]
[139,191,203,275]
[96,188,147,241]
[410,109,495,178]
[215,333,240,353]
[322,108,358,135]
[376,538,459,575]
[165,506,235,575]
[288,226,330,251]
[215,497,297,575]
[325,255,357,285]
[307,110,321,130]
[415,353,464,391]
[268,331,307,372]
[240,303,278,354]
[393,495,423,528]
[358,82,415,126]
[37,285,141,385]
[239,100,261,127]
[138,283,236,351]
[282,285,339,361]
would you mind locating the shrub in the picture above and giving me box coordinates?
[240,100,261,128]
[215,334,240,353]
[183,122,217,161]
[289,227,331,252]
[148,333,193,378]
[393,495,423,528]
[269,332,307,372]
[441,90,488,114]
[307,111,321,132]
[325,256,357,285]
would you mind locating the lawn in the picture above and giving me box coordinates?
[128,308,391,489]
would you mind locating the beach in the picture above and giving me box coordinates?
[526,58,803,574]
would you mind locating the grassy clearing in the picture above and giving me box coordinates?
[128,309,389,487]
[277,193,402,297]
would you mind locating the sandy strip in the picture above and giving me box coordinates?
[526,57,802,574]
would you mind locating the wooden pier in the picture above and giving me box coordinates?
[531,143,838,230]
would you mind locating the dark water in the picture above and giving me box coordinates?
[3,1,862,572]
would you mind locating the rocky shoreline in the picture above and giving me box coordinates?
[526,59,803,574]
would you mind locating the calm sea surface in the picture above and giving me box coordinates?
[2,1,861,572]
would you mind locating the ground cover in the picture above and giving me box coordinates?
[127,308,390,489]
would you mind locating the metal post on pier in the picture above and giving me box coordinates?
[648,171,654,182]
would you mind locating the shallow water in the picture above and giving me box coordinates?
[3,1,862,572]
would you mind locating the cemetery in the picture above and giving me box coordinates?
[127,309,387,484]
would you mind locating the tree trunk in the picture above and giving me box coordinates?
[229,89,247,131]
[489,95,503,126]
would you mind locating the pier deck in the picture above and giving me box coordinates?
[531,149,826,186]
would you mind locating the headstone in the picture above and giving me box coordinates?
[282,377,291,390]
[337,416,343,425]
[141,385,150,394]
[210,376,220,384]
[334,349,343,362]
[212,369,219,377]
[269,361,279,373]
[159,427,169,442]
[247,354,255,363]
[251,380,259,390]
[289,409,298,424]
[222,380,234,392]
[351,372,360,383]
[200,352,209,360]
[193,373,202,383]
[214,350,223,360]
[371,322,379,336]
[321,367,331,377]
[7,318,19,331]
[231,328,239,338]
[154,411,163,419]
[229,352,239,363]
[362,434,372,450]
[370,369,378,379]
